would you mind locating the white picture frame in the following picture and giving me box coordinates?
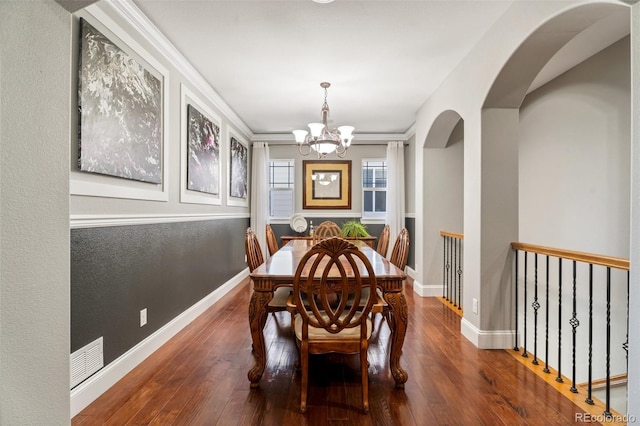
[180,84,223,205]
[70,6,170,202]
[227,128,249,207]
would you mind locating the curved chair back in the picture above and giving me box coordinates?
[376,224,390,258]
[389,228,410,271]
[314,221,343,240]
[293,238,378,334]
[265,224,279,256]
[292,237,378,412]
[245,228,264,272]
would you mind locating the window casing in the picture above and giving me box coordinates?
[362,160,386,218]
[269,160,294,218]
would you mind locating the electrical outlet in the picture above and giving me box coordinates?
[140,308,147,327]
[472,298,478,314]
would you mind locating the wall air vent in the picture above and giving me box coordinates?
[70,336,103,389]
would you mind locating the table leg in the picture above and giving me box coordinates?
[385,291,409,388]
[247,290,270,388]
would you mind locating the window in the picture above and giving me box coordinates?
[269,160,294,218]
[362,160,386,217]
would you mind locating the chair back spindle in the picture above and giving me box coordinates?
[389,228,410,271]
[245,228,264,272]
[265,224,279,257]
[376,224,390,258]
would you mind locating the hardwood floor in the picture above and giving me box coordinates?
[73,278,594,425]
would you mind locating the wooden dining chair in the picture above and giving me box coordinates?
[265,224,279,257]
[290,238,380,413]
[376,224,390,258]
[389,227,410,271]
[245,228,290,319]
[313,220,343,240]
[374,227,410,332]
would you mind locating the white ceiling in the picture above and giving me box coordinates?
[132,0,629,139]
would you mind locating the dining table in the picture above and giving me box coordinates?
[248,238,409,389]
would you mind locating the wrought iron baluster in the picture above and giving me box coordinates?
[532,253,539,365]
[556,258,563,383]
[604,267,612,418]
[569,260,579,393]
[543,255,550,374]
[453,237,458,307]
[442,235,446,299]
[586,263,594,405]
[447,236,452,302]
[514,250,519,351]
[624,271,629,363]
[522,251,528,358]
[457,238,462,311]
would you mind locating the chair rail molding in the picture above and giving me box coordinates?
[70,212,250,229]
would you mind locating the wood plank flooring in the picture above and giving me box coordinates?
[73,278,595,425]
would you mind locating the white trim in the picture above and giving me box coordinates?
[405,213,416,219]
[412,279,443,297]
[268,218,294,225]
[107,0,253,138]
[179,84,223,206]
[360,217,386,225]
[406,266,416,279]
[71,6,170,202]
[227,128,250,207]
[254,130,414,143]
[460,318,516,349]
[70,213,250,229]
[70,267,249,417]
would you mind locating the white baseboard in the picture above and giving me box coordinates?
[460,318,515,349]
[70,268,249,417]
[412,279,442,297]
[405,266,416,279]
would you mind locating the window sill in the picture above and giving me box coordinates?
[360,217,386,225]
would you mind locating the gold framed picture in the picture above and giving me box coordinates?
[303,160,351,209]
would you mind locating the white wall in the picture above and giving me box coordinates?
[520,37,630,257]
[0,1,71,424]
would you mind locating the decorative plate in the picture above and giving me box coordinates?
[290,214,308,233]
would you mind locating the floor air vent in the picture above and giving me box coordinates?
[70,336,103,389]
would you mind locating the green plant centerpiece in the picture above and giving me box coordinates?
[341,220,370,238]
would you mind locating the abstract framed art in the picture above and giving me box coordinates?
[303,160,352,209]
[180,84,222,205]
[227,129,249,207]
[77,18,162,184]
[71,8,169,201]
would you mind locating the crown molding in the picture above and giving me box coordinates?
[103,0,254,139]
[254,125,416,144]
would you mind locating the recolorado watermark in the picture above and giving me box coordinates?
[576,413,637,423]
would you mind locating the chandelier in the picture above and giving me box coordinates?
[292,82,354,158]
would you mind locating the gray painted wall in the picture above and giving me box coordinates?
[1,1,71,424]
[519,36,630,258]
[71,218,248,366]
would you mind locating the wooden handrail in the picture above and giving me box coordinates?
[511,242,629,271]
[440,231,464,239]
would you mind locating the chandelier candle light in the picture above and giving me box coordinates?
[293,82,354,158]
